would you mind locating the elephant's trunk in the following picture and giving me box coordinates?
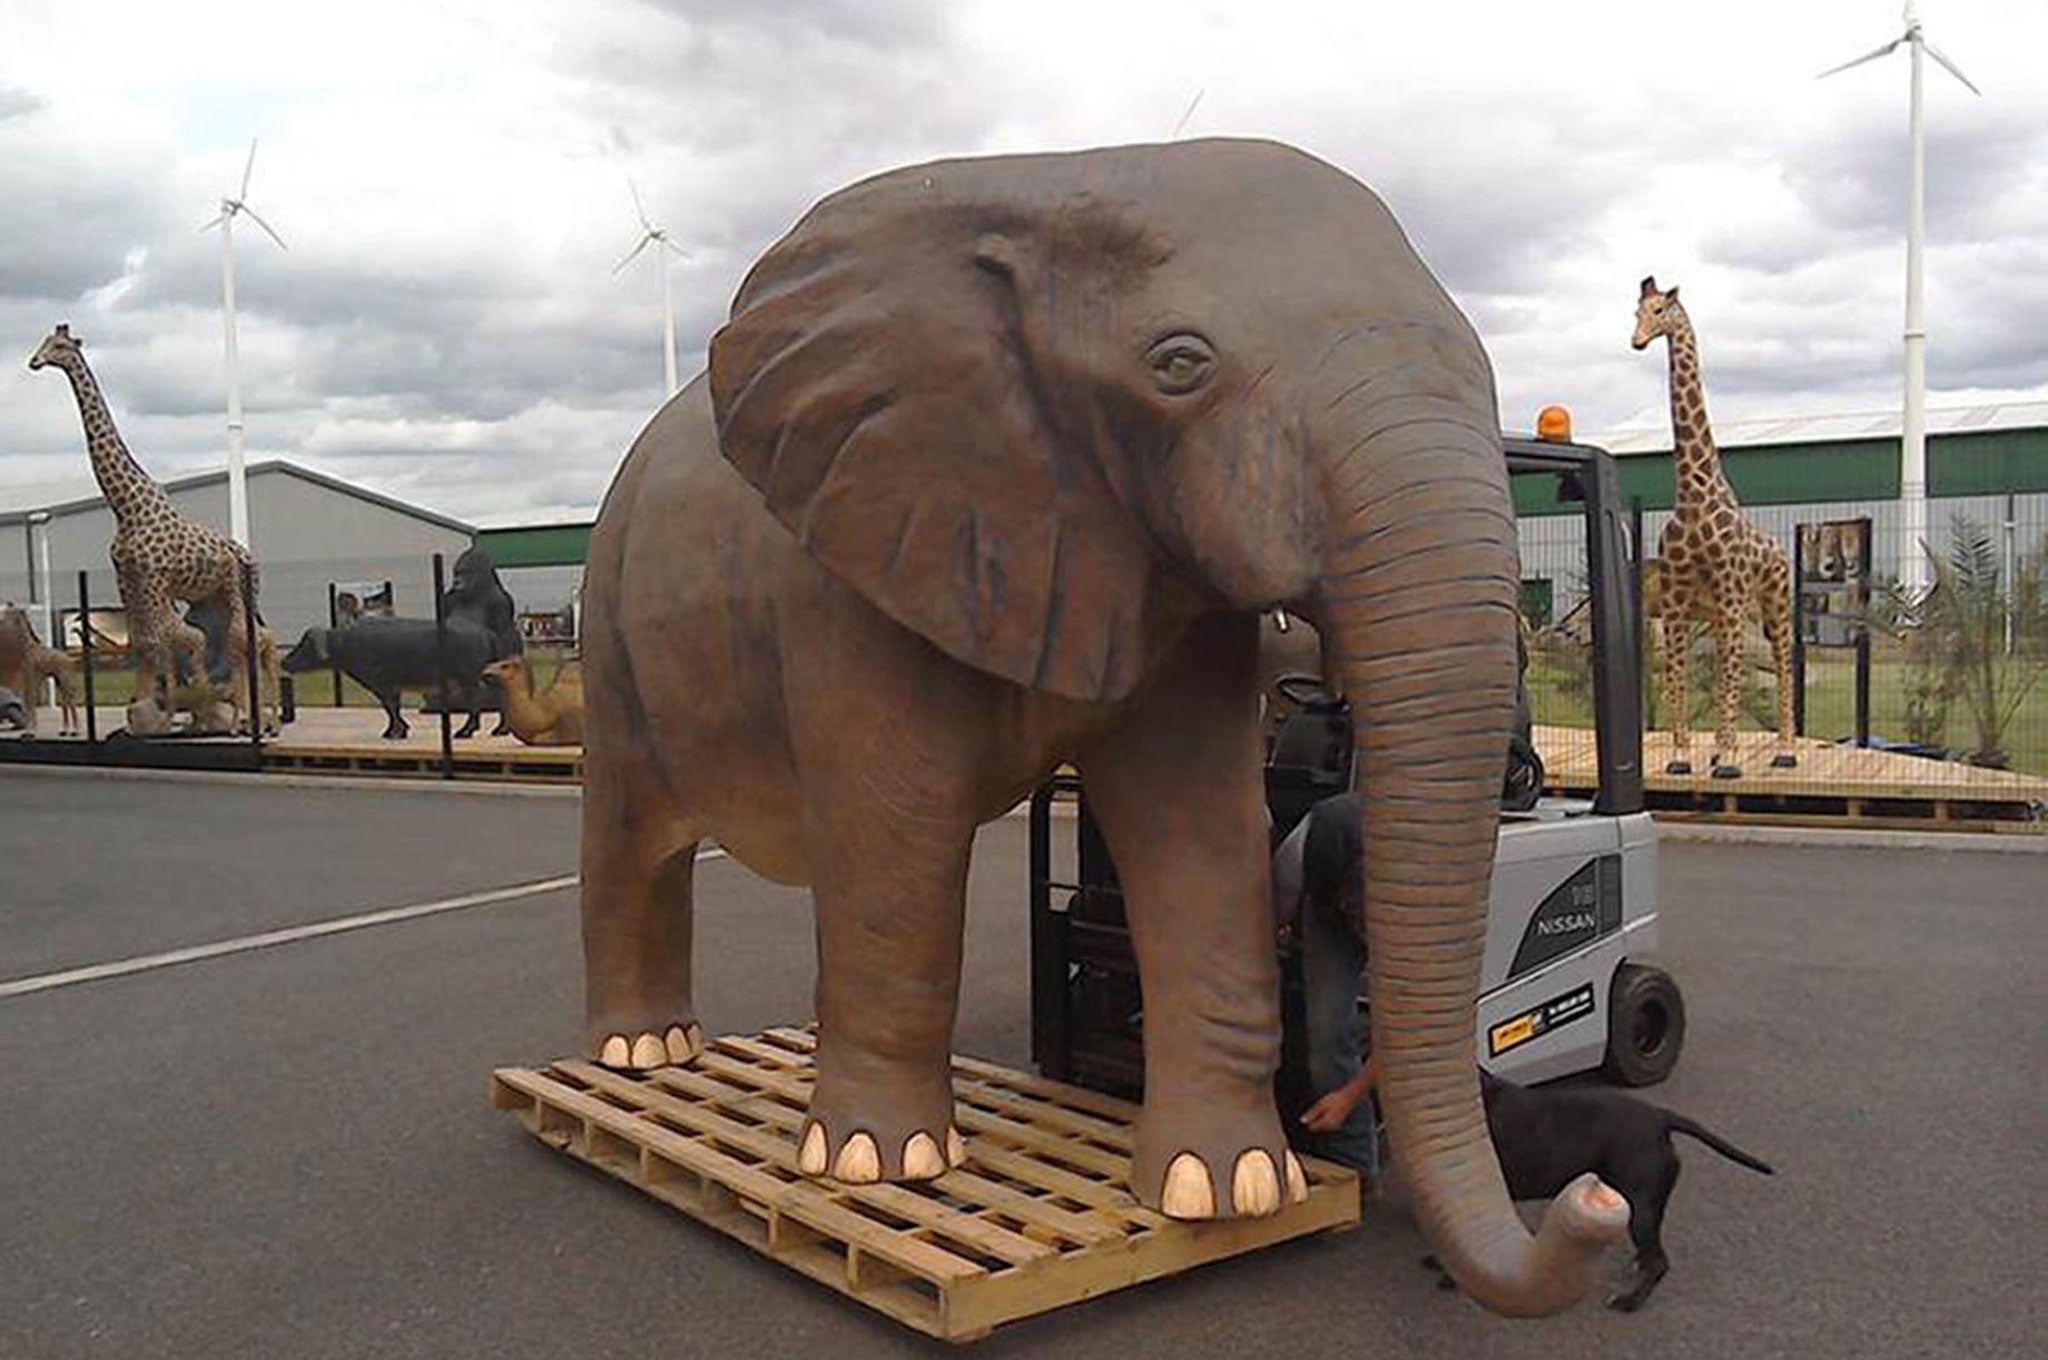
[1316,370,1629,1317]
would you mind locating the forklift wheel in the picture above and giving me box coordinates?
[1602,963,1685,1087]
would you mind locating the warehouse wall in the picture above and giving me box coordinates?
[0,466,471,645]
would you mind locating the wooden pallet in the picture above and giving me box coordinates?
[492,1028,1359,1342]
[261,707,582,782]
[261,742,582,782]
[1536,725,2048,831]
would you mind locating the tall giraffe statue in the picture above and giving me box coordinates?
[27,325,258,730]
[1631,278,1796,778]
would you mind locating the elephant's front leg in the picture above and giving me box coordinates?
[1078,613,1307,1220]
[785,586,982,1184]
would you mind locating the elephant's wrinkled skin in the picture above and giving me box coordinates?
[581,138,1627,1315]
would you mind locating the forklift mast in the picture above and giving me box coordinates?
[1501,436,1644,816]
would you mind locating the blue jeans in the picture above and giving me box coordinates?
[1299,887,1382,1178]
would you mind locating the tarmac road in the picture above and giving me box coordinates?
[0,770,2041,1360]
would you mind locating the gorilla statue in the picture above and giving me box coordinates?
[442,546,523,734]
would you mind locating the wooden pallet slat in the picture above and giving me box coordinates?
[494,1030,1360,1341]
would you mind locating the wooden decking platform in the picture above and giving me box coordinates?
[261,707,582,781]
[1537,725,2048,830]
[492,1028,1359,1342]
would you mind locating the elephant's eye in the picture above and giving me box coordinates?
[1146,334,1216,396]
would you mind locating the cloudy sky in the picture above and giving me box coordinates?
[3,0,2044,526]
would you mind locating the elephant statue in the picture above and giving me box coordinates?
[580,138,1628,1315]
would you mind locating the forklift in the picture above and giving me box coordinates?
[1027,427,1681,1112]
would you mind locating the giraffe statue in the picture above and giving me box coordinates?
[1631,278,1796,778]
[0,605,82,735]
[27,325,259,731]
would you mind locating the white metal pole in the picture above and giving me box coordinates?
[1899,34,1929,596]
[30,512,54,651]
[220,212,251,548]
[661,246,678,396]
[2003,493,2017,655]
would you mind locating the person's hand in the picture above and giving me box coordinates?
[1300,1087,1358,1133]
[1299,1055,1380,1134]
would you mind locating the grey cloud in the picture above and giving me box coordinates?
[1772,111,2046,248]
[1302,97,1646,299]
[1926,240,2048,390]
[628,0,952,48]
[0,147,174,300]
[0,86,43,121]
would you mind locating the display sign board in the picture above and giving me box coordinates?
[518,606,576,645]
[334,580,395,623]
[1796,518,1871,648]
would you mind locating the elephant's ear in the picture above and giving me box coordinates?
[707,182,1163,702]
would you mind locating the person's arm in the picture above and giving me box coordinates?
[1269,813,1310,936]
[1300,1049,1380,1132]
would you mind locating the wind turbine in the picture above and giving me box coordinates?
[199,139,287,549]
[612,178,689,397]
[1819,1,1980,595]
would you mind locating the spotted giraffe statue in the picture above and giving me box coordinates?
[27,325,259,731]
[1631,278,1796,778]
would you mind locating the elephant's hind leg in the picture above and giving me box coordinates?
[581,775,704,1071]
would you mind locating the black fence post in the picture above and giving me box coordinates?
[1854,522,1872,748]
[431,552,453,780]
[243,561,263,759]
[1628,495,1646,711]
[327,581,344,706]
[77,570,97,746]
[1791,529,1807,736]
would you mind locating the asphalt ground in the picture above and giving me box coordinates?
[0,771,2041,1360]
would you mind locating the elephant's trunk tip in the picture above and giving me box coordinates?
[1560,1173,1632,1242]
[1457,1173,1631,1318]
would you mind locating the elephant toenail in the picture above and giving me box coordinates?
[797,1122,829,1176]
[1161,1153,1216,1219]
[1232,1149,1280,1216]
[1283,1151,1310,1204]
[664,1024,702,1065]
[629,1033,667,1069]
[598,1035,632,1068]
[946,1126,967,1168]
[902,1132,946,1179]
[834,1132,882,1183]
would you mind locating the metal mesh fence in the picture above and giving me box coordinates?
[6,549,582,721]
[1518,492,2048,780]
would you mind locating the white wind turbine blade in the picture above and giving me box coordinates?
[1817,36,1903,79]
[612,233,655,274]
[1919,38,1982,95]
[239,139,260,201]
[199,209,228,233]
[240,203,289,251]
[628,176,654,232]
[1171,88,1204,138]
[657,234,691,259]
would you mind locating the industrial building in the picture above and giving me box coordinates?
[1516,402,2048,625]
[467,402,2048,636]
[0,459,474,645]
[16,402,2028,659]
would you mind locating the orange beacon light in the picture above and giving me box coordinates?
[1536,405,1573,442]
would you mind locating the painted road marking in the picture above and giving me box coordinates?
[0,848,729,1000]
